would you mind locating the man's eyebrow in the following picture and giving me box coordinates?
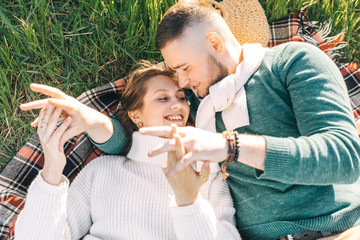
[169,63,187,70]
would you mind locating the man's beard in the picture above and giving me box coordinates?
[199,54,228,99]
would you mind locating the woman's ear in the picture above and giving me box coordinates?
[128,110,142,125]
[206,32,224,54]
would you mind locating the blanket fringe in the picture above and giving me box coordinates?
[299,1,347,60]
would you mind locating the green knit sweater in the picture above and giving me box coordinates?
[96,42,360,240]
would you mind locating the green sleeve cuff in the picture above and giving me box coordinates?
[90,118,129,155]
[255,135,293,181]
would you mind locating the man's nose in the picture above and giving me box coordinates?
[177,72,189,88]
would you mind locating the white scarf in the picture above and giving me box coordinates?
[195,43,267,132]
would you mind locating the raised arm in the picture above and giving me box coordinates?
[15,104,94,239]
[20,83,120,152]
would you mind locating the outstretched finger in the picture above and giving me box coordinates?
[198,161,210,182]
[43,104,56,124]
[30,83,68,99]
[58,127,80,152]
[148,138,176,157]
[37,108,46,139]
[37,104,55,141]
[20,99,50,111]
[166,151,195,177]
[44,107,63,140]
[52,118,72,152]
[163,133,184,174]
[31,117,39,127]
[139,126,173,138]
[164,151,177,173]
[170,124,176,138]
[48,98,76,114]
[140,126,187,138]
[174,134,185,160]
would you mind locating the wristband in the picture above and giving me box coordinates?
[221,130,239,180]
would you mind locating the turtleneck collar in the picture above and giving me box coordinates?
[126,132,168,165]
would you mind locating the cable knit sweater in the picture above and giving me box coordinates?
[14,132,240,240]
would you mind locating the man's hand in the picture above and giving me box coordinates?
[141,125,267,175]
[324,225,360,240]
[20,83,114,151]
[140,126,227,176]
[163,125,210,206]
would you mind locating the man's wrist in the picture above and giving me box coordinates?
[219,133,229,161]
[237,134,266,170]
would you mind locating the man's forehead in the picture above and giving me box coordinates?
[161,40,186,68]
[161,37,206,69]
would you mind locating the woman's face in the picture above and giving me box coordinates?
[130,75,190,128]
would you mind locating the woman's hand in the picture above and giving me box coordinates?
[163,125,210,206]
[20,83,114,150]
[37,104,72,186]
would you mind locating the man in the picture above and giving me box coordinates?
[136,1,360,239]
[21,1,360,239]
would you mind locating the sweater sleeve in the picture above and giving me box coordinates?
[258,42,360,185]
[14,172,72,240]
[15,162,97,240]
[91,117,129,154]
[170,171,241,240]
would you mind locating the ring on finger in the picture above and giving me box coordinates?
[199,172,209,181]
[39,121,48,128]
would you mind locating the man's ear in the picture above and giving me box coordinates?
[128,110,141,125]
[206,32,224,54]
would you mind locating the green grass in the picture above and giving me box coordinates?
[0,0,359,169]
[262,0,360,64]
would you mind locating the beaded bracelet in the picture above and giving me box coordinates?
[221,130,239,181]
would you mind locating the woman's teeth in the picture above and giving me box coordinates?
[167,115,183,120]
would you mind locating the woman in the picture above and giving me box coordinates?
[15,62,240,240]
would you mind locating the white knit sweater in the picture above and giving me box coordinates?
[15,132,240,240]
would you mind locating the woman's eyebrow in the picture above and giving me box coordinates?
[152,89,183,94]
[153,89,169,93]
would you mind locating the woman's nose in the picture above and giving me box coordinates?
[170,99,182,110]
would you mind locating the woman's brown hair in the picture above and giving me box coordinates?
[116,61,176,142]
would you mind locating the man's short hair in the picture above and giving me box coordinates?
[155,0,217,50]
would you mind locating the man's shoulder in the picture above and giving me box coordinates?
[267,42,322,57]
[263,42,328,71]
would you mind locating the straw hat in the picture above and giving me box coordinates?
[204,0,270,47]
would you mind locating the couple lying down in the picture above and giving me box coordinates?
[11,1,360,239]
[14,61,241,240]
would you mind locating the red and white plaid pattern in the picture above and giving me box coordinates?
[0,10,359,240]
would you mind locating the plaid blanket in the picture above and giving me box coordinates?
[1,10,359,240]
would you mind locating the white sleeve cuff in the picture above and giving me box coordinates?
[170,194,218,239]
[37,170,69,194]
